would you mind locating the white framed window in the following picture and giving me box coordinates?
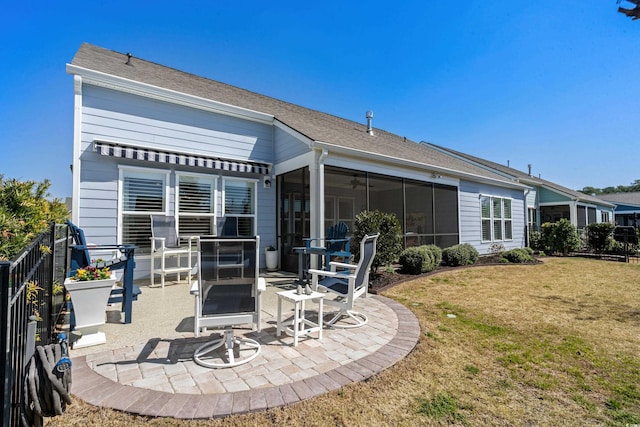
[601,211,610,223]
[176,173,217,236]
[119,167,169,253]
[480,195,513,242]
[503,199,512,240]
[481,196,492,241]
[222,178,257,236]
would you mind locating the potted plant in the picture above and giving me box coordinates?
[265,245,278,271]
[63,265,116,349]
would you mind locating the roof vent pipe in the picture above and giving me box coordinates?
[366,111,374,135]
[528,164,532,176]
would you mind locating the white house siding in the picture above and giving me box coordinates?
[77,84,276,276]
[459,180,526,254]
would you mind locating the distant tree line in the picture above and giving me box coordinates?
[578,179,640,195]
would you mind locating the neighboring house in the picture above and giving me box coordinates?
[597,192,640,226]
[426,144,616,237]
[67,43,530,278]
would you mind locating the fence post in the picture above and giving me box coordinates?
[1,260,12,427]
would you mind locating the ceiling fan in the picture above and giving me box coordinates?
[350,176,365,189]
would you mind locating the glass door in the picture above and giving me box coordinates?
[278,167,310,272]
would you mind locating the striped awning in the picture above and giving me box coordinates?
[93,141,271,175]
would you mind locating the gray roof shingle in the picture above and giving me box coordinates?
[427,143,614,207]
[69,43,518,186]
[598,192,640,206]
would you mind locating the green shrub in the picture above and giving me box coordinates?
[424,244,443,267]
[399,247,434,274]
[586,222,615,253]
[541,219,580,256]
[0,176,68,260]
[501,248,533,263]
[463,243,479,264]
[442,243,479,267]
[353,210,403,272]
[529,231,544,251]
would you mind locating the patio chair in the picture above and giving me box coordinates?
[150,215,196,288]
[190,235,265,368]
[217,216,239,236]
[66,220,139,324]
[305,221,352,270]
[309,233,378,328]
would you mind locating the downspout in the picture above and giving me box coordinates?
[308,148,328,269]
[71,75,83,224]
[524,188,530,247]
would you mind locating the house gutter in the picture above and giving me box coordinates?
[311,141,530,190]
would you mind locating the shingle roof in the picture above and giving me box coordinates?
[69,43,517,186]
[598,192,640,207]
[427,143,614,207]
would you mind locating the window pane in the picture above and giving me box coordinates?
[481,196,491,219]
[493,220,502,240]
[493,198,502,219]
[238,217,254,236]
[225,181,254,214]
[122,215,152,253]
[179,176,213,213]
[123,176,164,212]
[482,219,491,241]
[179,217,213,236]
[503,199,512,219]
[504,220,512,240]
[121,171,165,253]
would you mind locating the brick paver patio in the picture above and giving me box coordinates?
[70,293,419,419]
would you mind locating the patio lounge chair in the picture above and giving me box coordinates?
[190,235,265,368]
[66,220,139,324]
[308,233,378,328]
[150,215,196,288]
[305,221,352,270]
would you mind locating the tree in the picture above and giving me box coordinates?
[578,186,601,196]
[619,0,640,20]
[0,176,68,260]
[578,179,640,195]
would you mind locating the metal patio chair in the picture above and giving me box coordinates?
[150,215,196,288]
[309,233,378,328]
[190,235,265,368]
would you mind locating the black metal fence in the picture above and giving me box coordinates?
[1,223,69,427]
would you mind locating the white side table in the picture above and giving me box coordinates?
[276,289,324,346]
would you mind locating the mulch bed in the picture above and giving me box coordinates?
[368,255,541,294]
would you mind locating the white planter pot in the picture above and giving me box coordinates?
[265,249,279,271]
[64,274,116,349]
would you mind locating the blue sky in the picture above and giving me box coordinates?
[2,1,639,199]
